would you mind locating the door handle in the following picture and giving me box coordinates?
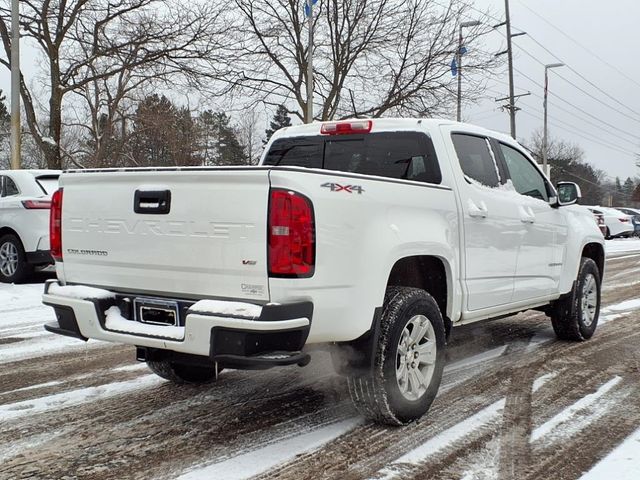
[468,200,488,218]
[134,189,172,214]
[519,206,535,224]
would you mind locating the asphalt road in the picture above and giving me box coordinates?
[1,251,639,480]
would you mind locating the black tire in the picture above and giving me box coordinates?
[147,360,221,384]
[550,257,601,341]
[0,234,33,284]
[347,287,446,426]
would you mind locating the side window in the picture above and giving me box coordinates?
[499,143,549,201]
[0,176,4,197]
[4,176,19,196]
[451,134,500,187]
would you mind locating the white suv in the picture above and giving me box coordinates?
[0,169,60,282]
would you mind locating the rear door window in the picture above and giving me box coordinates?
[451,134,500,187]
[264,132,442,184]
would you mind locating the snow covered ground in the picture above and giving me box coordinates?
[1,238,639,480]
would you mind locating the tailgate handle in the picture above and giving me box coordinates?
[134,190,171,214]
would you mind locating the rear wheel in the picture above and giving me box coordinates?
[550,257,601,341]
[347,287,446,426]
[0,234,33,284]
[147,360,221,384]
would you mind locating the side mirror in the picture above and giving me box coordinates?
[556,181,582,206]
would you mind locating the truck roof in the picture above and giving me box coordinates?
[270,117,519,148]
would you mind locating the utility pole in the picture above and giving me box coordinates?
[504,0,516,138]
[306,0,314,124]
[10,0,21,170]
[543,63,564,180]
[456,20,481,122]
[495,0,525,139]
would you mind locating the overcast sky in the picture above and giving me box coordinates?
[1,0,639,180]
[465,0,640,180]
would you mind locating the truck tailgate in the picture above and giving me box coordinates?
[59,168,270,301]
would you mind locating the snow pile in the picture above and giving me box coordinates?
[104,306,185,340]
[48,283,115,300]
[605,238,640,255]
[189,299,262,318]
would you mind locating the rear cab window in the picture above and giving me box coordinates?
[264,131,442,185]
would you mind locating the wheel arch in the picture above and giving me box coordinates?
[385,255,452,337]
[581,242,605,280]
[0,227,25,249]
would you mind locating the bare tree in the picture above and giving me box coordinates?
[238,108,262,165]
[524,130,605,205]
[225,0,498,122]
[0,0,229,169]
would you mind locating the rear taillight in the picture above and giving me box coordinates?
[268,189,315,277]
[22,200,52,209]
[50,188,63,261]
[619,218,630,223]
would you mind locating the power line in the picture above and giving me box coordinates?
[491,78,640,150]
[519,108,636,158]
[514,0,640,90]
[508,37,640,126]
[436,0,640,133]
[510,66,640,145]
[523,34,640,123]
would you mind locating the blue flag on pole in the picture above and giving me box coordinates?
[304,0,319,16]
[451,46,468,76]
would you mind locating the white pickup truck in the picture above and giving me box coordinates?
[43,119,605,425]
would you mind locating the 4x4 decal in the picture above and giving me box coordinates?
[321,182,364,194]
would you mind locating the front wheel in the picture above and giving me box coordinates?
[347,287,446,426]
[147,360,221,384]
[550,257,601,341]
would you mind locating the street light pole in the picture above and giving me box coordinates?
[456,20,481,122]
[10,0,21,170]
[543,63,564,179]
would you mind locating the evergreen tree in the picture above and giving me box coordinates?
[0,90,9,125]
[264,105,292,145]
[622,177,635,202]
[197,110,245,166]
[129,95,199,167]
[0,90,10,169]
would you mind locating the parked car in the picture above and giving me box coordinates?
[0,169,61,282]
[583,206,634,239]
[580,206,607,237]
[615,207,640,237]
[43,119,604,426]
